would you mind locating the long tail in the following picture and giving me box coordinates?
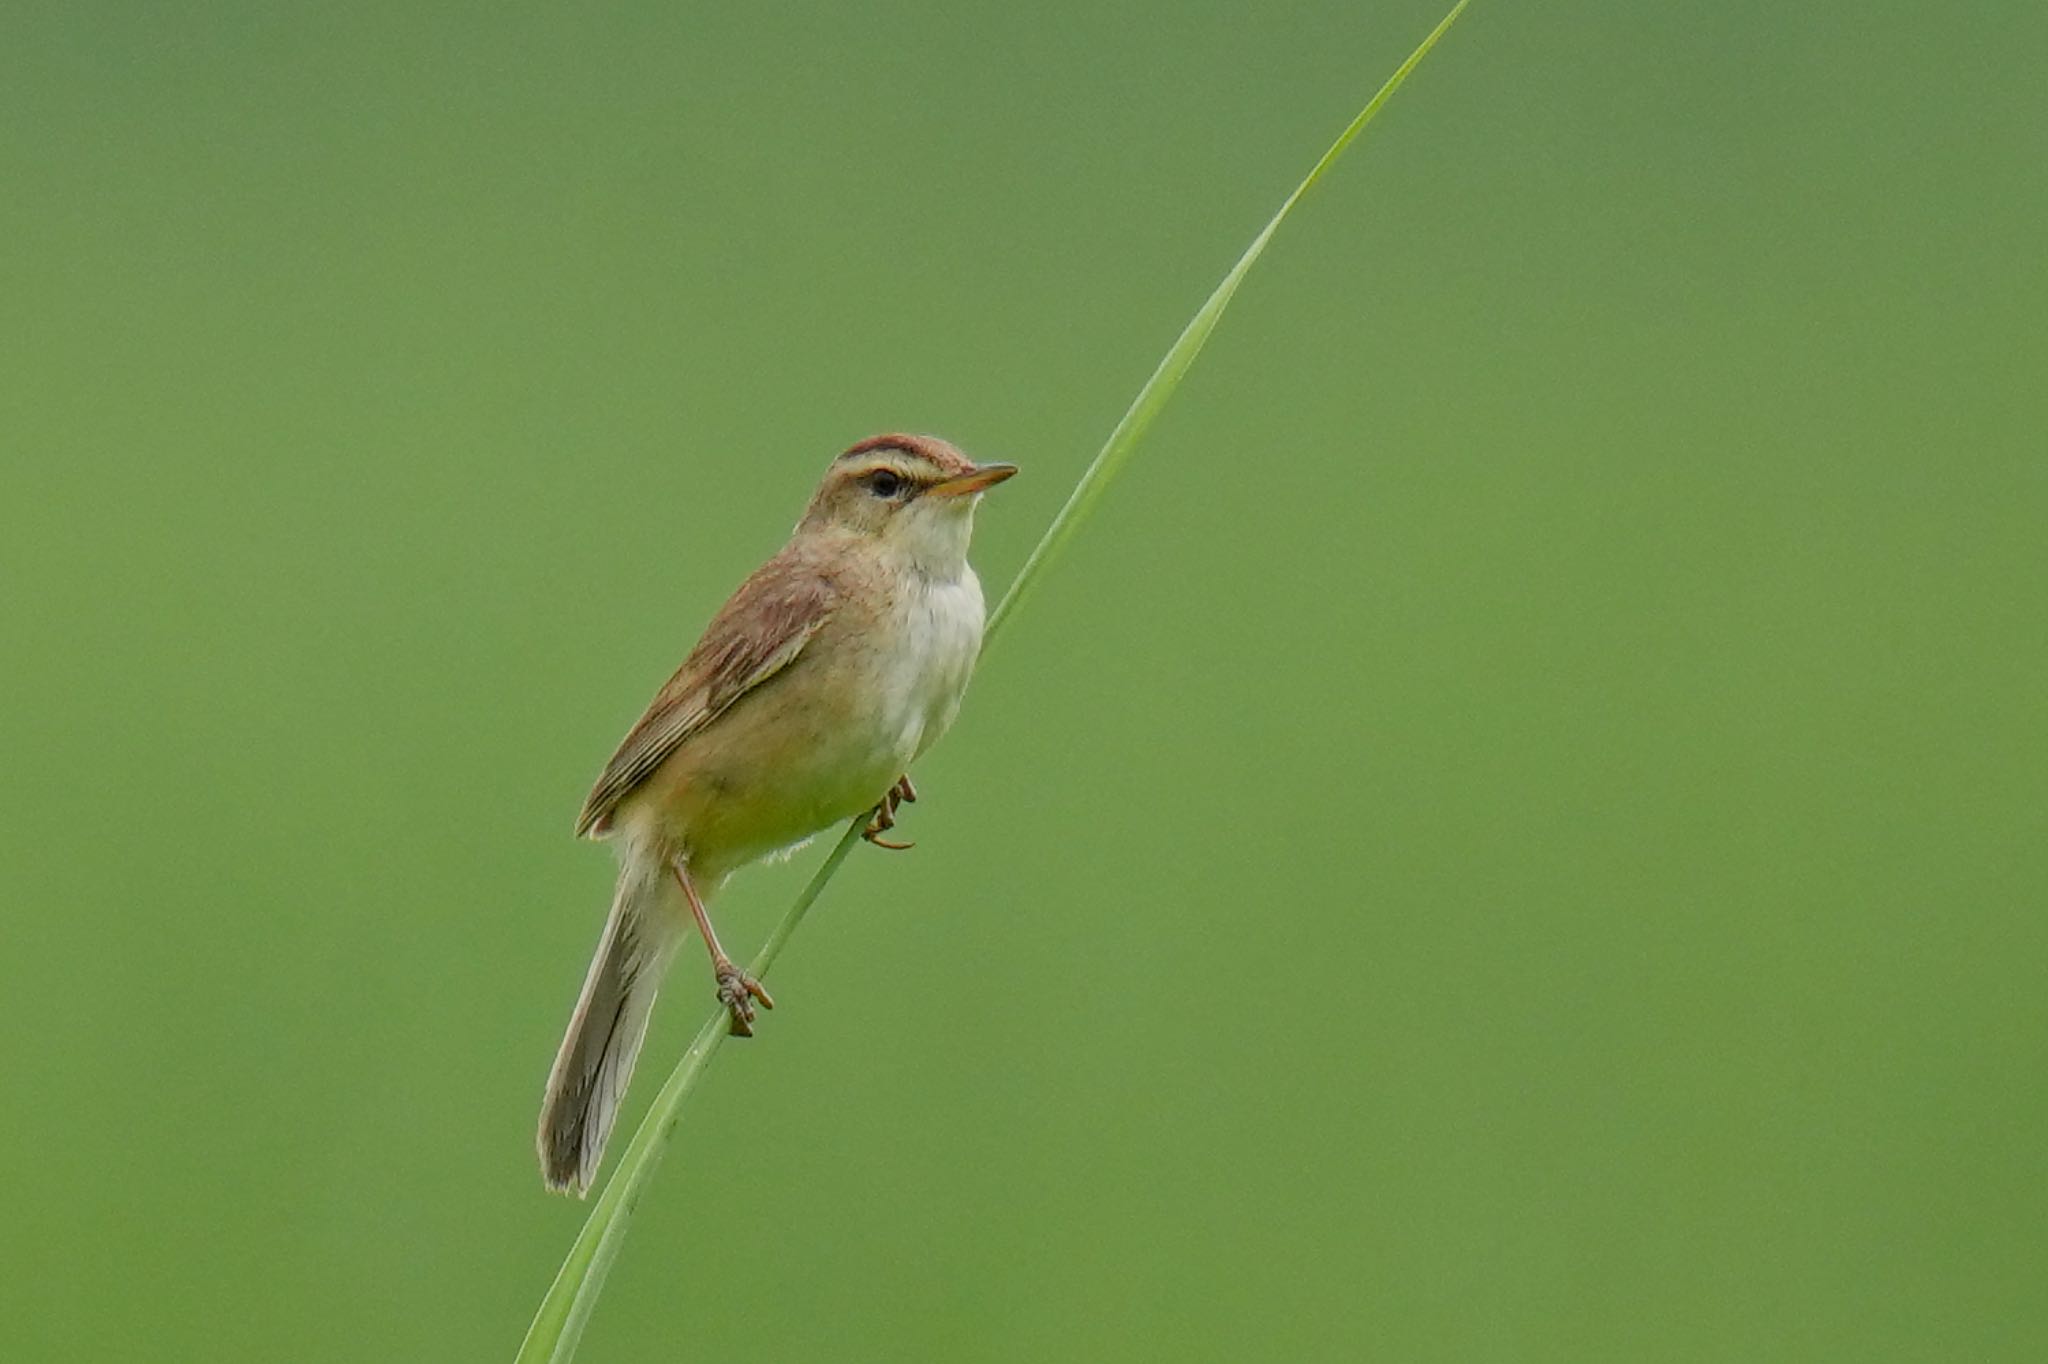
[536,856,684,1195]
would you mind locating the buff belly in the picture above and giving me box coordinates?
[619,564,985,883]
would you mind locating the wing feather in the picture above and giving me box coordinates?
[574,552,840,838]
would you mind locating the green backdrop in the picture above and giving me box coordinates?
[4,1,2043,1359]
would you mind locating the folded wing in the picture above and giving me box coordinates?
[575,551,840,838]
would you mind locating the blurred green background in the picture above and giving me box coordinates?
[4,1,2043,1359]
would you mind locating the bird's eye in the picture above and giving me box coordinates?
[866,469,905,499]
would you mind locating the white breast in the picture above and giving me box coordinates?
[882,565,986,763]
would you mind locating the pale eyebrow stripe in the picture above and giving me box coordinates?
[846,459,936,485]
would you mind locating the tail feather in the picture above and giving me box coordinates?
[537,859,682,1195]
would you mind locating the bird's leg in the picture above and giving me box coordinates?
[862,774,918,850]
[671,855,774,1036]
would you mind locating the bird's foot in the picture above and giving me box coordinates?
[862,775,918,850]
[715,961,775,1037]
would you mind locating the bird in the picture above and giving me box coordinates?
[536,432,1017,1194]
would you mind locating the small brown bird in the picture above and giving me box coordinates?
[537,433,1017,1194]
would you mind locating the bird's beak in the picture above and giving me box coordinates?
[927,462,1019,499]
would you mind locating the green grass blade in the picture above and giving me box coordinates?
[516,6,1469,1358]
[986,0,1470,646]
[514,823,864,1364]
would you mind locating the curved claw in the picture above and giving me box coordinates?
[716,965,774,1036]
[863,782,916,850]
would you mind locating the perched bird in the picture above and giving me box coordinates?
[537,433,1017,1194]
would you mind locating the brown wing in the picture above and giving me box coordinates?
[574,549,840,838]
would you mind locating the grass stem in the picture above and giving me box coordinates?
[515,7,1470,1357]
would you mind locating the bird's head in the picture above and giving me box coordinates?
[800,433,1017,572]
